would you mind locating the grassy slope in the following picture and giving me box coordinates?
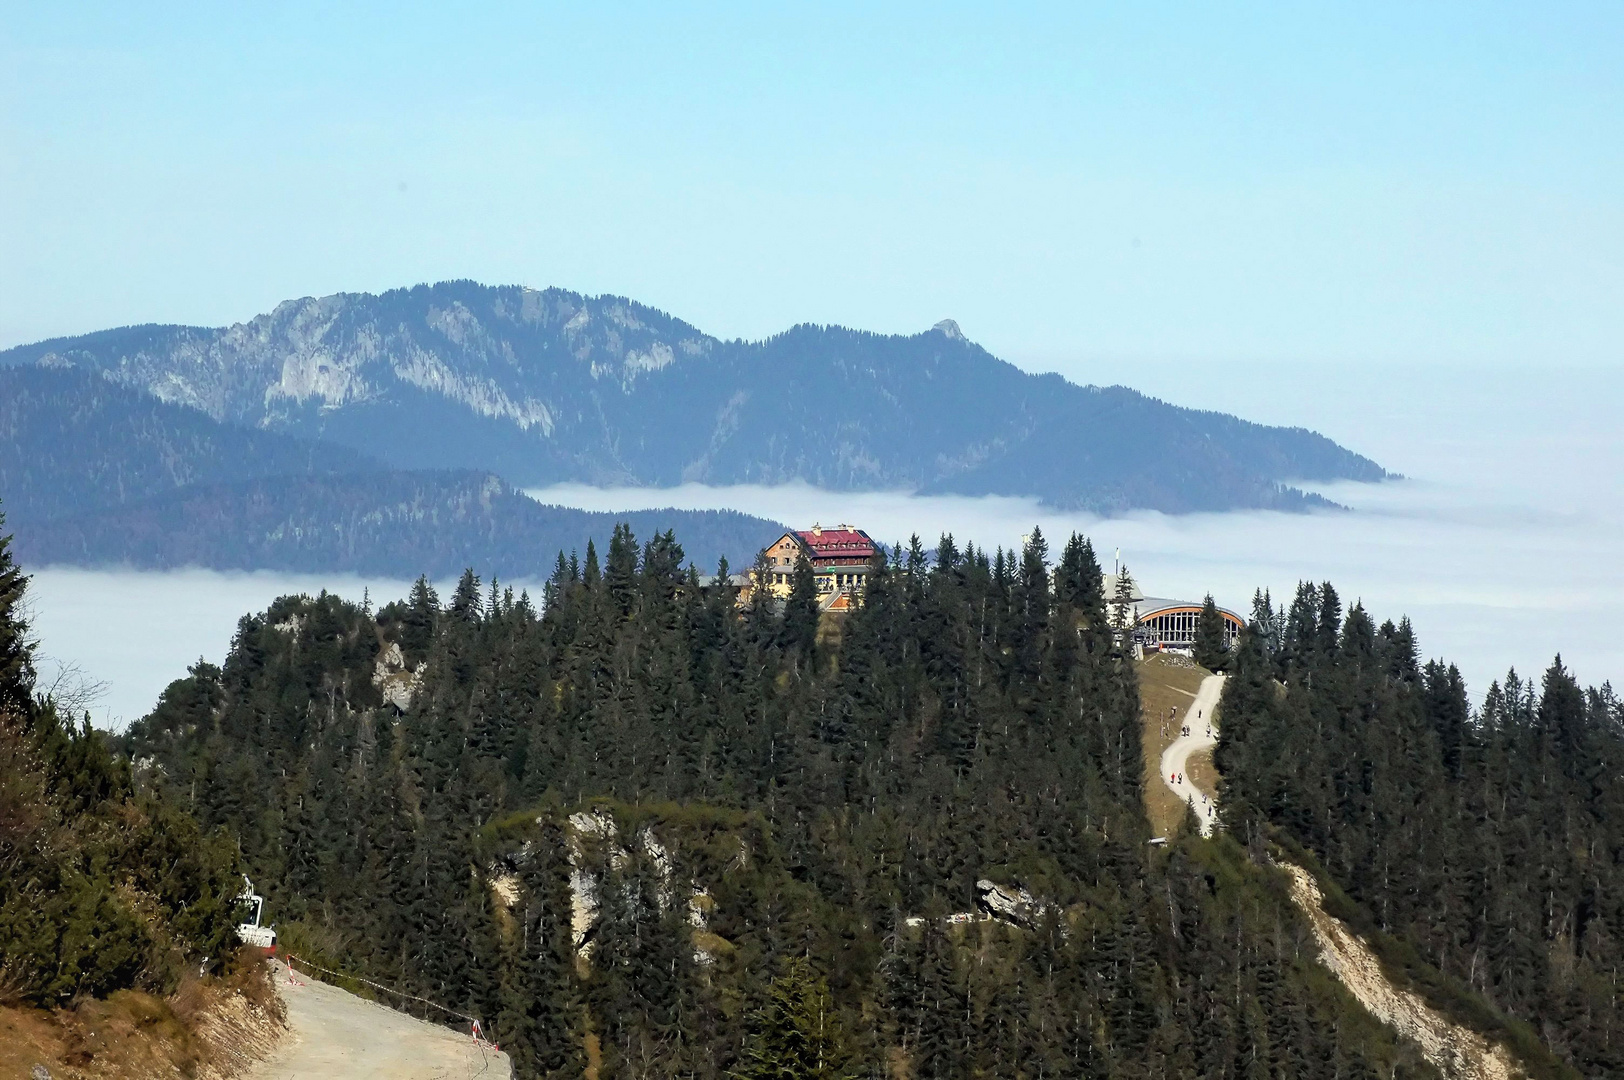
[1185,747,1219,794]
[1136,653,1211,837]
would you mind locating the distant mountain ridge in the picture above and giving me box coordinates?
[1,282,1387,513]
[15,468,781,580]
[0,365,372,524]
[0,366,784,576]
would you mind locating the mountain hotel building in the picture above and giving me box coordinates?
[758,524,878,611]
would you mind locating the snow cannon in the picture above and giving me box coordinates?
[234,874,277,950]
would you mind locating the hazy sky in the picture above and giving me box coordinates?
[4,3,1620,371]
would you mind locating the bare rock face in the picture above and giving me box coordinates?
[565,809,620,960]
[372,641,421,712]
[489,873,521,910]
[560,809,722,966]
[975,879,1048,929]
[905,880,1055,930]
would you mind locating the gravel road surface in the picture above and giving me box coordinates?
[1159,673,1225,837]
[247,961,512,1080]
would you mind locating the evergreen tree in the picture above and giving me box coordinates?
[583,539,601,586]
[1193,594,1229,670]
[1055,532,1106,629]
[1108,562,1137,654]
[782,551,819,658]
[394,576,440,659]
[1248,588,1278,656]
[606,524,639,615]
[0,506,34,715]
[733,957,855,1080]
[450,568,483,622]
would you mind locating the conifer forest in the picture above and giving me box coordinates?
[7,513,1623,1077]
[0,518,242,1008]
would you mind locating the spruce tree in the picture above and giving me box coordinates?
[0,506,35,715]
[1108,563,1137,654]
[450,568,483,623]
[782,552,819,658]
[1193,594,1228,671]
[733,957,855,1080]
[583,539,601,586]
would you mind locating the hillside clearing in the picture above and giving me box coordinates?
[1137,653,1213,836]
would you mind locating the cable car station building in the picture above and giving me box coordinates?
[1104,572,1244,651]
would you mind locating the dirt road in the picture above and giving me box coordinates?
[1159,673,1224,837]
[247,961,511,1080]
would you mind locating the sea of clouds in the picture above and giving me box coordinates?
[24,362,1622,729]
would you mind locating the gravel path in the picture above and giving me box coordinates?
[247,961,511,1080]
[1159,673,1225,836]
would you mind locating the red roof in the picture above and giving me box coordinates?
[794,527,876,562]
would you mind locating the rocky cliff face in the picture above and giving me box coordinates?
[481,805,748,978]
[1,281,1389,513]
[38,287,708,429]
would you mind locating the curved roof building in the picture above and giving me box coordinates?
[1134,597,1245,650]
[1103,568,1244,650]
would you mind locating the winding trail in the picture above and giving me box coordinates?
[1159,673,1225,837]
[1151,670,1530,1076]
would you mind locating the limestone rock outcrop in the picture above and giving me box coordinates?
[371,641,422,712]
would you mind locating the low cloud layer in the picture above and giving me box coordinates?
[26,568,429,730]
[23,363,1623,727]
[520,476,1619,701]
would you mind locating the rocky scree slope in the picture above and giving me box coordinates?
[0,282,1388,513]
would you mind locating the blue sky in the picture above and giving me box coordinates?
[3,3,1620,372]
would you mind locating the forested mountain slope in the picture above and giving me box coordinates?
[0,365,785,575]
[17,469,782,579]
[126,525,1482,1080]
[0,365,372,528]
[0,516,243,1004]
[1220,584,1624,1077]
[0,514,291,1079]
[1,282,1388,513]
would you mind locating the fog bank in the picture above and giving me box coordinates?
[22,362,1623,727]
[530,363,1624,699]
[24,568,425,730]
